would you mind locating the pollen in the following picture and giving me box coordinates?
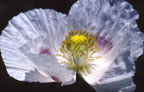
[70,35,87,44]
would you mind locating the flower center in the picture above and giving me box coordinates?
[56,30,101,75]
[70,35,87,45]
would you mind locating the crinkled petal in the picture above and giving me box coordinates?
[25,69,54,83]
[0,9,73,83]
[70,0,144,92]
[23,53,74,85]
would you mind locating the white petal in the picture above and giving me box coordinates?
[70,0,144,92]
[0,38,35,81]
[23,53,74,84]
[92,77,136,92]
[0,9,71,83]
[69,0,139,36]
[25,69,54,83]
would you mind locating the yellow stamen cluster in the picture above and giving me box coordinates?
[56,30,100,74]
[70,35,87,44]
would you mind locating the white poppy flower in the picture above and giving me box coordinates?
[0,0,144,92]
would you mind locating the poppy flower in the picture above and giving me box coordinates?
[0,0,143,92]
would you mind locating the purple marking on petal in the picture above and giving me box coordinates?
[96,36,113,52]
[39,48,52,56]
[51,76,61,82]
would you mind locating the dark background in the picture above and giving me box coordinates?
[0,0,143,92]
